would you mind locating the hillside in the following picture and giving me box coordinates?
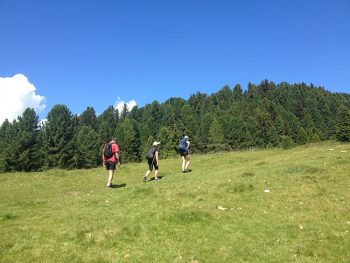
[2,81,350,173]
[1,142,350,262]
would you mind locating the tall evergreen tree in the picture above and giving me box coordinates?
[74,126,101,168]
[157,126,177,158]
[336,105,350,142]
[296,127,308,145]
[98,106,119,143]
[79,106,98,129]
[16,108,44,171]
[116,118,142,162]
[44,104,76,169]
[207,118,228,152]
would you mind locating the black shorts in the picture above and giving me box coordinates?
[179,148,188,157]
[105,161,116,171]
[147,158,158,171]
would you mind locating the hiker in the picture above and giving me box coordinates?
[179,135,191,173]
[143,141,160,182]
[102,137,120,188]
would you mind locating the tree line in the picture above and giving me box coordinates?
[1,80,350,173]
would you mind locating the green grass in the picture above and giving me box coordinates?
[1,142,350,262]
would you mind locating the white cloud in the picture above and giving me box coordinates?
[0,74,46,124]
[114,98,137,114]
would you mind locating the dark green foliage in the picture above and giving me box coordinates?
[297,127,308,145]
[336,105,350,142]
[1,81,350,173]
[74,126,101,168]
[157,127,177,158]
[207,118,228,152]
[97,106,119,143]
[79,106,98,129]
[116,118,142,163]
[0,109,43,172]
[44,105,76,169]
[281,136,294,149]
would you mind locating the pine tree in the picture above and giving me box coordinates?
[120,103,129,121]
[116,118,142,162]
[157,126,177,158]
[16,108,44,171]
[296,127,308,145]
[208,118,228,152]
[98,106,118,143]
[44,104,76,169]
[0,119,18,172]
[79,106,98,129]
[74,126,101,168]
[336,105,350,142]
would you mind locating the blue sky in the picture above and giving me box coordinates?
[1,0,350,121]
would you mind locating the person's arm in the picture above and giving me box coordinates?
[155,150,159,165]
[115,151,121,166]
[102,145,105,166]
[186,141,190,149]
[114,144,121,166]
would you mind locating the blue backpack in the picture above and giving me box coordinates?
[179,138,188,150]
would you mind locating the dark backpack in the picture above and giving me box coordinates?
[103,143,114,158]
[146,148,155,159]
[179,138,187,150]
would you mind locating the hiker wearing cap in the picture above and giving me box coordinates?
[179,135,191,173]
[143,141,160,182]
[102,137,120,188]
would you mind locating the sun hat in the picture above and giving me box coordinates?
[153,141,160,146]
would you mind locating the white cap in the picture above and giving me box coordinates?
[153,141,160,146]
[184,135,189,139]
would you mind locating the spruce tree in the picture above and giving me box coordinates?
[336,105,350,142]
[79,106,98,129]
[116,118,142,162]
[208,118,227,152]
[157,126,177,158]
[296,127,308,145]
[44,104,76,169]
[16,108,44,171]
[74,126,101,168]
[98,106,118,143]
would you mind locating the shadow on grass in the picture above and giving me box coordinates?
[110,183,127,189]
[149,176,163,181]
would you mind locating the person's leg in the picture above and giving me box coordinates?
[144,159,153,181]
[144,169,151,178]
[107,169,114,187]
[154,164,159,179]
[185,155,190,171]
[182,156,186,172]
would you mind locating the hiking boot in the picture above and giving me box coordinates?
[182,170,188,173]
[143,176,147,182]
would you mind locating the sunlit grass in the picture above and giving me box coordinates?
[1,142,349,262]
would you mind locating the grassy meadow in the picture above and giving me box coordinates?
[1,142,350,262]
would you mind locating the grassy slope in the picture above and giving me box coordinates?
[0,142,349,263]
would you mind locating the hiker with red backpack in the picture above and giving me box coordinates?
[143,141,160,182]
[102,137,120,188]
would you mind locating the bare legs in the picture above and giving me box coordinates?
[107,169,114,187]
[182,155,190,172]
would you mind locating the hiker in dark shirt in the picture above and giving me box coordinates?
[179,135,191,173]
[143,141,160,182]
